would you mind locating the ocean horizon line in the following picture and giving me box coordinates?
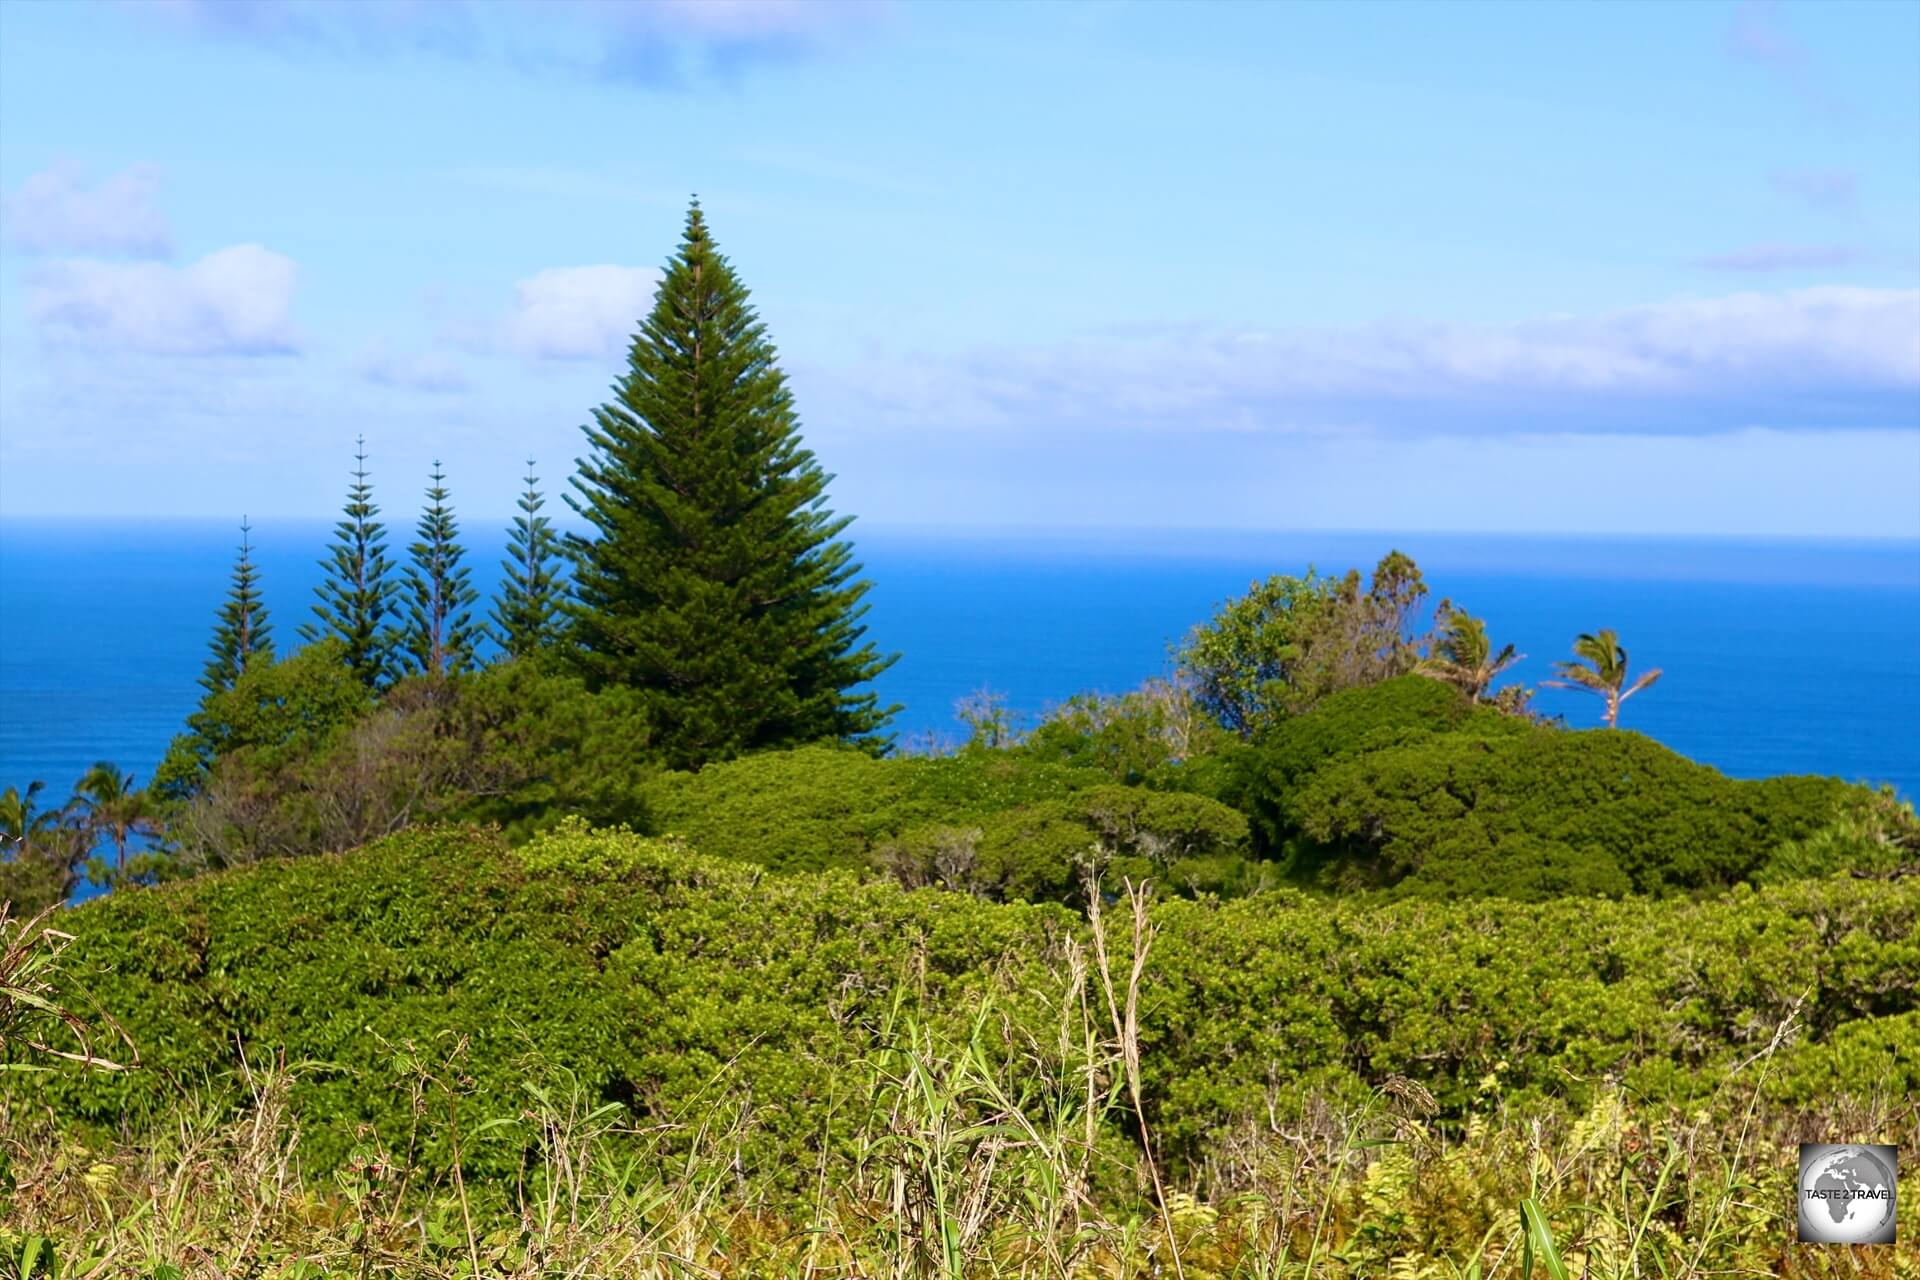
[4,513,1919,546]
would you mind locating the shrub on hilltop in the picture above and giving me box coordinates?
[641,746,1256,901]
[639,745,1106,874]
[1227,676,1865,898]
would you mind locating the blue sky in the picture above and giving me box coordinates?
[1,0,1916,534]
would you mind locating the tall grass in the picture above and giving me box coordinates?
[1,887,1912,1278]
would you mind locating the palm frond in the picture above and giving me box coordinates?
[1623,668,1663,700]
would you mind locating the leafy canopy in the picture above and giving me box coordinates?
[1180,551,1430,736]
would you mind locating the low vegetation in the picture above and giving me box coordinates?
[4,828,1916,1274]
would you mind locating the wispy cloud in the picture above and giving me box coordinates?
[124,0,886,85]
[26,244,300,356]
[359,340,470,393]
[2,162,172,258]
[1691,243,1857,272]
[450,264,661,361]
[1726,0,1848,117]
[126,0,481,57]
[585,0,884,86]
[1727,0,1804,69]
[803,287,1920,439]
[1770,168,1858,212]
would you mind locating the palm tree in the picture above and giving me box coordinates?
[1543,629,1662,728]
[73,762,159,879]
[0,781,62,859]
[1418,606,1523,703]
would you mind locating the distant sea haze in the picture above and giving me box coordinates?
[1,520,1916,804]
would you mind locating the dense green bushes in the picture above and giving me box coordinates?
[640,745,1100,873]
[641,746,1257,900]
[17,823,1915,1187]
[17,824,1069,1181]
[136,662,1899,908]
[1227,677,1879,899]
[642,678,1893,907]
[584,675,1908,908]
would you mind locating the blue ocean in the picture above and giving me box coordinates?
[2,520,1917,809]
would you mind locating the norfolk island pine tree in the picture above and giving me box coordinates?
[200,517,273,694]
[402,461,480,679]
[491,459,566,660]
[565,200,897,768]
[302,437,400,687]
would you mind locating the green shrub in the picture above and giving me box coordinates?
[1021,679,1234,786]
[642,745,1106,878]
[1229,678,1862,898]
[17,825,1071,1180]
[1143,877,1918,1162]
[1286,729,1851,896]
[15,826,1914,1187]
[1755,784,1920,885]
[879,785,1253,903]
[152,655,657,868]
[435,658,657,838]
[152,639,372,805]
[1775,1011,1920,1106]
[643,746,1253,903]
[1231,676,1516,851]
[639,745,915,872]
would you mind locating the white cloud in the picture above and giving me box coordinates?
[804,287,1920,438]
[359,340,470,392]
[1595,287,1917,386]
[26,244,299,355]
[2,162,172,258]
[488,264,660,361]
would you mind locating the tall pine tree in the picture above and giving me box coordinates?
[303,436,398,686]
[200,517,273,693]
[567,200,896,767]
[403,461,479,678]
[492,458,564,660]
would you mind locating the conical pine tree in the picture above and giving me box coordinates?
[567,200,896,767]
[302,436,399,686]
[403,461,479,678]
[492,458,565,660]
[201,518,274,694]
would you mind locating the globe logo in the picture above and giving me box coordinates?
[1798,1143,1897,1244]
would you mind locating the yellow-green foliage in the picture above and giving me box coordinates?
[9,823,1913,1194]
[641,745,1254,900]
[6,996,1913,1278]
[1756,783,1920,885]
